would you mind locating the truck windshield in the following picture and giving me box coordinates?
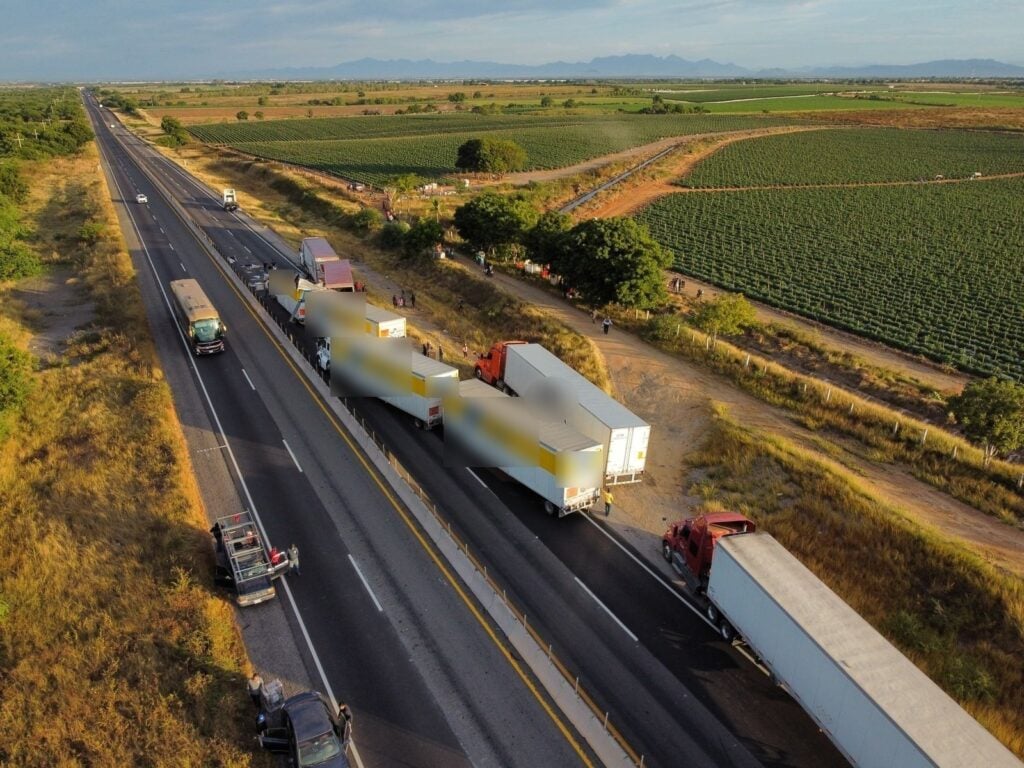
[192,318,222,342]
[298,732,343,766]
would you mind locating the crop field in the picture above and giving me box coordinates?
[660,84,877,102]
[192,113,799,184]
[638,180,1024,379]
[679,128,1024,186]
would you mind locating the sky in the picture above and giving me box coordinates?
[2,0,1022,80]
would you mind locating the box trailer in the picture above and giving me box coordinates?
[365,304,406,338]
[298,237,352,288]
[450,379,603,516]
[377,353,458,429]
[478,342,649,484]
[706,532,1021,768]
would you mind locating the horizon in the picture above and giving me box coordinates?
[2,1,1023,80]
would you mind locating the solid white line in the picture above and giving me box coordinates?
[581,514,717,629]
[96,130,342,713]
[241,368,256,391]
[348,554,384,613]
[243,246,252,254]
[179,262,185,272]
[466,468,489,489]
[227,230,235,237]
[159,227,165,234]
[574,576,638,643]
[168,243,175,251]
[282,439,303,473]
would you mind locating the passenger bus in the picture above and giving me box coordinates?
[169,279,226,355]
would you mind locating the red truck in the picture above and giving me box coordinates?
[474,340,526,391]
[661,511,755,635]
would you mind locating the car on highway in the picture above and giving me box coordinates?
[135,193,148,204]
[259,691,351,767]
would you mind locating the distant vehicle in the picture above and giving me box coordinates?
[135,193,147,204]
[222,188,239,212]
[109,123,115,128]
[347,182,365,192]
[169,278,226,355]
[211,509,289,606]
[298,237,354,290]
[259,690,351,767]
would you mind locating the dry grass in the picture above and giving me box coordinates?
[689,411,1024,757]
[800,107,1024,131]
[0,146,264,766]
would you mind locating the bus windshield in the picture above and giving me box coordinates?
[192,318,222,342]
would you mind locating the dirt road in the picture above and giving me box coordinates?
[457,257,1024,578]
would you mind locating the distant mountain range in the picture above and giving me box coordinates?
[229,55,1024,81]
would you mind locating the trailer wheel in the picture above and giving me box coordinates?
[543,500,558,516]
[413,418,424,430]
[661,542,672,562]
[719,621,735,642]
[706,604,720,624]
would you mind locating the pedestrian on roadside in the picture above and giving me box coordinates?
[410,292,416,308]
[398,296,405,308]
[288,544,300,576]
[591,308,598,324]
[392,294,398,307]
[422,342,429,356]
[462,342,468,358]
[602,317,612,335]
[602,488,614,517]
[247,672,263,709]
[696,288,704,300]
[437,346,444,362]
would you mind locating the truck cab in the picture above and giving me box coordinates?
[259,690,351,768]
[474,340,526,391]
[662,512,755,593]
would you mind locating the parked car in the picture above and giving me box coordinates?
[259,690,351,767]
[135,193,148,204]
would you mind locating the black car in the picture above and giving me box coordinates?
[260,691,351,767]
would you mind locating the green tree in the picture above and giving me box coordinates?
[540,96,553,108]
[692,293,757,346]
[160,116,183,134]
[472,91,482,98]
[257,96,268,106]
[379,221,410,250]
[0,164,29,204]
[454,138,527,175]
[524,210,571,264]
[949,378,1024,466]
[448,92,467,103]
[552,217,670,308]
[254,111,265,120]
[563,98,577,108]
[453,192,538,255]
[403,218,445,259]
[235,110,249,121]
[350,207,382,232]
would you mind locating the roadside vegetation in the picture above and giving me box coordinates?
[689,411,1024,756]
[0,90,261,765]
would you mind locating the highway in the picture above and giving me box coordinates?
[86,93,846,768]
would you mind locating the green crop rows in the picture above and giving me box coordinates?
[679,128,1024,187]
[661,84,867,103]
[190,113,799,184]
[638,180,1024,379]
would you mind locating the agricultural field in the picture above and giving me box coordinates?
[191,113,800,184]
[659,84,881,102]
[679,127,1024,186]
[638,179,1024,379]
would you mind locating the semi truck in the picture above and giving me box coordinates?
[222,188,239,212]
[448,379,603,516]
[315,305,406,371]
[275,276,320,324]
[475,341,649,484]
[299,237,355,291]
[662,513,1022,768]
[211,510,291,607]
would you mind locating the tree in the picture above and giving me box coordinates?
[350,207,382,232]
[551,218,671,308]
[524,210,571,264]
[257,96,268,106]
[563,98,577,109]
[540,96,553,108]
[403,218,445,259]
[448,92,467,103]
[0,164,29,204]
[235,111,249,121]
[254,111,265,120]
[453,192,538,255]
[472,90,482,98]
[692,293,757,346]
[949,378,1024,466]
[455,138,528,175]
[379,221,410,250]
[386,173,423,213]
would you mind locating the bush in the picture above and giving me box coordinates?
[0,335,32,433]
[349,207,382,232]
[379,221,410,250]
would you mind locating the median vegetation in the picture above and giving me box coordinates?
[0,90,262,765]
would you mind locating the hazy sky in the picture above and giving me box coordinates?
[2,0,1022,80]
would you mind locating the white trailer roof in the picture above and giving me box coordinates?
[365,304,405,325]
[720,534,1020,768]
[510,344,648,429]
[410,352,458,379]
[301,237,339,262]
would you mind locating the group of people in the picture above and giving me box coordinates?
[392,290,415,308]
[590,309,614,335]
[421,341,444,361]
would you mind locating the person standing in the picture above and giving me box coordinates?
[422,342,429,356]
[288,544,300,576]
[248,672,263,709]
[602,317,612,335]
[409,292,416,308]
[437,346,444,362]
[591,308,598,324]
[462,342,468,358]
[602,488,614,517]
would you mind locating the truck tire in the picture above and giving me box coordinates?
[496,380,507,393]
[475,367,483,380]
[706,604,720,624]
[543,500,558,516]
[413,418,424,430]
[661,542,673,562]
[719,621,735,642]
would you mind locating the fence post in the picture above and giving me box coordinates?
[893,421,900,436]
[952,445,958,459]
[921,428,928,445]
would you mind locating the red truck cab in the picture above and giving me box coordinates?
[474,340,526,391]
[662,512,755,593]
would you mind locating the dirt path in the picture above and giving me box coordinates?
[454,256,1024,578]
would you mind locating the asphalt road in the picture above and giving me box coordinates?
[88,94,847,768]
[85,95,591,768]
